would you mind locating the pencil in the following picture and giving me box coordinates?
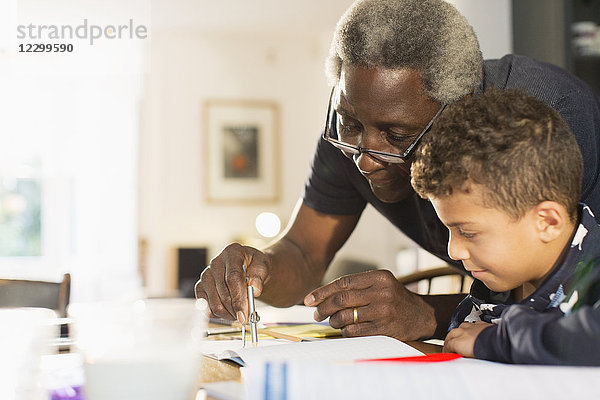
[204,326,243,336]
[257,328,303,342]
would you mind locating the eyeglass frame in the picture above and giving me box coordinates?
[321,87,447,163]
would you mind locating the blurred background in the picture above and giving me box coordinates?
[0,0,598,302]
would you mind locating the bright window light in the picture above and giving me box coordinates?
[255,212,281,238]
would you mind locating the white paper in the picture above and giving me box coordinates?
[202,336,422,367]
[202,338,288,365]
[198,381,245,400]
[245,357,600,400]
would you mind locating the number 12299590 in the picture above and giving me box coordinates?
[18,43,74,53]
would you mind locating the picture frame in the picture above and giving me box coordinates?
[203,99,280,203]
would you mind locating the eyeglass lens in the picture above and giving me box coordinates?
[324,88,445,162]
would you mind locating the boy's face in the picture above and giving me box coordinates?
[430,188,551,292]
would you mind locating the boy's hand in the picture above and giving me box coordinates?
[443,321,492,357]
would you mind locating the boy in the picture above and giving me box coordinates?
[411,89,600,365]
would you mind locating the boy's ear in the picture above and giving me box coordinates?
[533,201,568,243]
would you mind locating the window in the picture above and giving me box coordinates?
[0,54,142,300]
[0,166,42,257]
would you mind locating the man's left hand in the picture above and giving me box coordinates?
[304,269,436,341]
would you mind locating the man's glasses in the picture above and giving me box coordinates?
[321,88,446,163]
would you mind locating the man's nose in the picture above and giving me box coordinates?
[353,128,387,171]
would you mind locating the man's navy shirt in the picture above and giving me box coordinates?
[303,54,600,270]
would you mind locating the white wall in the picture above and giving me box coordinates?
[451,0,512,59]
[139,28,346,294]
[1,0,146,301]
[139,0,513,295]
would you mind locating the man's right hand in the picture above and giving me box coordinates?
[194,202,361,323]
[194,243,271,324]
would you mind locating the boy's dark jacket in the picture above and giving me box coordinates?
[450,205,600,365]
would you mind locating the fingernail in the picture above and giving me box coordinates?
[248,279,261,296]
[304,294,315,306]
[237,311,245,324]
[313,310,321,321]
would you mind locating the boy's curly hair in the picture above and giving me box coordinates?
[411,88,583,222]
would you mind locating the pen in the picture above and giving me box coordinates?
[204,326,243,336]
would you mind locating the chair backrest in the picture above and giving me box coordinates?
[398,266,471,295]
[0,273,71,317]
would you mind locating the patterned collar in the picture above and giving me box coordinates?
[524,204,599,312]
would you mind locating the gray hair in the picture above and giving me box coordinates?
[326,0,483,104]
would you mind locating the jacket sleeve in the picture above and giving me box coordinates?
[474,300,600,365]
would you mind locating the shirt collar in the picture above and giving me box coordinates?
[523,204,600,311]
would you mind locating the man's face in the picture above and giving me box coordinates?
[335,64,441,203]
[430,188,551,292]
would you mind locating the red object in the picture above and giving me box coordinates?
[359,353,462,363]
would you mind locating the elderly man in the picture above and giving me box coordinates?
[196,0,600,341]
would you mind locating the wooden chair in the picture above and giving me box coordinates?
[398,266,471,295]
[0,273,71,317]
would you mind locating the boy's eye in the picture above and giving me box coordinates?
[458,229,476,239]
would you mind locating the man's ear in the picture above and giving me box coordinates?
[533,201,568,243]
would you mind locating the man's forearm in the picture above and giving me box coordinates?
[421,293,465,339]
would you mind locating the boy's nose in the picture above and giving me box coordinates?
[447,232,469,261]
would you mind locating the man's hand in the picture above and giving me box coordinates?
[304,269,437,341]
[194,243,271,324]
[443,321,492,357]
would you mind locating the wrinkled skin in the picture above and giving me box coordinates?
[196,243,270,323]
[305,270,437,341]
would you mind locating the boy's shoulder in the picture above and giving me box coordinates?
[571,205,599,258]
[559,205,600,313]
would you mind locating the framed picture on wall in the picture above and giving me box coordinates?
[203,99,280,203]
